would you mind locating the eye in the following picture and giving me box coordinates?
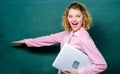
[68,15,73,18]
[76,15,80,18]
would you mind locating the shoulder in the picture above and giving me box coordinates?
[79,27,91,39]
[79,27,95,44]
[50,30,70,38]
[79,28,95,45]
[54,30,70,35]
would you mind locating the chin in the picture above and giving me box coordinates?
[73,27,81,31]
[73,29,78,32]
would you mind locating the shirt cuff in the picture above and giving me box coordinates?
[24,38,32,47]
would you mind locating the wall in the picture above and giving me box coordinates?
[0,0,120,74]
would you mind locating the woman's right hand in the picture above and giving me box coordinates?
[12,39,25,44]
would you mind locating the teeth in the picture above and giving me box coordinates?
[72,23,78,25]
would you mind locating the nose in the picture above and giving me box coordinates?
[72,17,77,22]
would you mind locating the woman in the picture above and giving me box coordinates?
[12,2,107,74]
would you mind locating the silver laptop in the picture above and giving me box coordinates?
[52,44,92,73]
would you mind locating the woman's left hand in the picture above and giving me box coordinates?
[64,69,78,74]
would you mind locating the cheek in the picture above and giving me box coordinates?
[67,19,72,27]
[67,18,71,23]
[78,17,83,21]
[78,18,83,24]
[67,19,72,26]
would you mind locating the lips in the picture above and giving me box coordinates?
[71,23,78,29]
[72,23,78,25]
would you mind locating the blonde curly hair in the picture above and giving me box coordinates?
[62,2,92,31]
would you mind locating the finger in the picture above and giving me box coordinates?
[64,70,70,73]
[12,41,19,44]
[12,41,24,44]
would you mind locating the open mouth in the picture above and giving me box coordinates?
[72,23,78,25]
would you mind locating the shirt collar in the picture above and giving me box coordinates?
[70,27,85,37]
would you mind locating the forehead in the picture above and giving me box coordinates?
[68,8,82,15]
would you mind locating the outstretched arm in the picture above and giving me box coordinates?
[12,39,25,44]
[12,31,68,47]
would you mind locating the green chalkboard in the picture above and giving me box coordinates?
[0,0,120,74]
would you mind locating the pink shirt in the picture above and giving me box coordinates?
[25,27,107,74]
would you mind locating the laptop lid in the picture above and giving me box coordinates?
[52,44,92,73]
